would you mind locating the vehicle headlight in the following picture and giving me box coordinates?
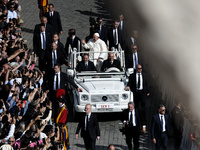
[81,95,89,101]
[122,94,128,100]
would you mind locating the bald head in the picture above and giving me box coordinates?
[51,42,57,51]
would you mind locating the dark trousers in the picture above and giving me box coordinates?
[83,130,96,150]
[125,126,139,150]
[155,132,168,150]
[134,91,146,121]
[38,50,46,71]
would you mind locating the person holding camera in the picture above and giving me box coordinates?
[122,102,146,150]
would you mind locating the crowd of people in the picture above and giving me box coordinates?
[0,0,185,150]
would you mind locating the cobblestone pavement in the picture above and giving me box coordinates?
[19,0,158,150]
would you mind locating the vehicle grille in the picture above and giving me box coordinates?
[91,94,119,102]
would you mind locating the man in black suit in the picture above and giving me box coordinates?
[65,29,81,57]
[51,33,66,57]
[76,103,100,150]
[101,52,121,71]
[33,23,51,72]
[125,30,139,56]
[44,3,62,35]
[122,102,146,150]
[170,101,184,150]
[126,44,140,70]
[98,17,107,44]
[107,20,124,50]
[45,42,67,75]
[76,54,97,72]
[151,105,170,150]
[125,64,150,120]
[34,16,54,37]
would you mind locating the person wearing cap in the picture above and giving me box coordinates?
[82,32,108,71]
[56,97,69,150]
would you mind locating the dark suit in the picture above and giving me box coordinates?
[34,23,54,37]
[125,52,142,70]
[45,50,67,75]
[101,59,121,71]
[122,108,145,150]
[107,27,124,50]
[76,113,100,150]
[33,31,51,71]
[44,11,62,34]
[170,106,184,149]
[65,36,81,57]
[99,25,107,43]
[76,61,97,72]
[151,114,170,150]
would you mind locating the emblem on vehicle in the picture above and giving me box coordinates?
[102,96,108,101]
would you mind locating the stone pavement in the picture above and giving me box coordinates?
[18,0,173,150]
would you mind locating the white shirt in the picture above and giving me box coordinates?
[83,38,108,65]
[131,37,135,45]
[7,10,17,23]
[159,114,166,132]
[129,109,136,126]
[113,29,118,45]
[52,50,57,68]
[40,32,46,50]
[49,11,54,16]
[54,72,60,90]
[119,21,123,30]
[132,52,138,69]
[136,72,143,90]
[85,113,91,130]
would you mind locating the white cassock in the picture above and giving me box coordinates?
[83,38,108,71]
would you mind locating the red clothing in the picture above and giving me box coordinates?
[58,108,68,124]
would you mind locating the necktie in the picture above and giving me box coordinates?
[161,116,164,132]
[130,111,133,125]
[110,61,113,65]
[114,29,117,45]
[53,51,57,66]
[51,12,53,17]
[42,33,46,50]
[134,53,137,69]
[85,63,88,70]
[138,74,140,89]
[56,74,58,90]
[71,38,74,45]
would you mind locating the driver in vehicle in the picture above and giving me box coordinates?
[76,53,97,72]
[101,52,122,71]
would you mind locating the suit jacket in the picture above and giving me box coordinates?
[44,11,62,34]
[34,23,54,37]
[33,31,52,56]
[65,36,81,57]
[125,52,142,69]
[122,108,145,133]
[48,72,78,91]
[107,27,124,50]
[99,25,107,43]
[101,59,121,71]
[76,113,100,139]
[45,49,67,73]
[76,61,97,72]
[151,114,170,139]
[127,72,149,95]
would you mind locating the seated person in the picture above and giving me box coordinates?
[101,52,122,71]
[76,54,97,72]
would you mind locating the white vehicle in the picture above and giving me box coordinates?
[66,48,133,115]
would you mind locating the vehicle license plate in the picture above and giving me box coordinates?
[97,104,114,109]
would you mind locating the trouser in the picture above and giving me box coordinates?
[155,132,168,150]
[125,127,139,150]
[83,131,96,150]
[134,91,146,121]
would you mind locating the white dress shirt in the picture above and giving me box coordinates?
[40,32,46,50]
[136,72,143,90]
[132,52,138,69]
[85,113,91,130]
[52,50,57,68]
[129,109,136,126]
[113,29,118,45]
[49,11,54,16]
[54,72,60,90]
[159,114,166,132]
